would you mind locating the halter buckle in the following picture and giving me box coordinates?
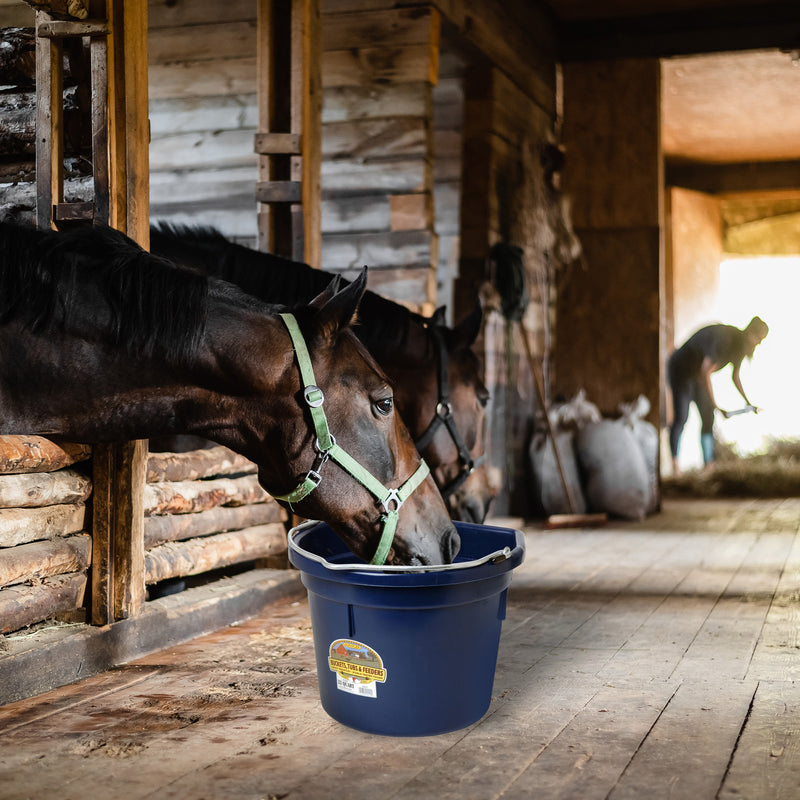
[381,488,402,514]
[304,468,322,488]
[314,434,335,455]
[436,401,453,419]
[304,385,325,408]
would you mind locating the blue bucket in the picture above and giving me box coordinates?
[287,520,525,737]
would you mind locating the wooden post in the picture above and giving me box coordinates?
[34,10,63,228]
[91,0,149,621]
[256,0,321,266]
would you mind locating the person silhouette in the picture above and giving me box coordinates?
[668,316,769,473]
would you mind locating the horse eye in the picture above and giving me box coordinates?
[374,397,394,416]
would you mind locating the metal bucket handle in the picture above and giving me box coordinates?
[288,520,511,573]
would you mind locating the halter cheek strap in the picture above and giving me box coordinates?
[414,325,485,500]
[271,313,430,566]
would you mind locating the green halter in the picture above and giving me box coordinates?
[272,313,431,566]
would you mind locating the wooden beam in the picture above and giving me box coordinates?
[558,2,800,61]
[666,160,800,195]
[36,20,107,38]
[257,0,321,265]
[255,180,302,204]
[254,132,302,155]
[34,9,63,229]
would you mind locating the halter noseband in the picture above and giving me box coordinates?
[414,324,485,500]
[271,313,430,566]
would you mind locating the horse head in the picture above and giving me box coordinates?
[256,271,461,566]
[412,302,497,524]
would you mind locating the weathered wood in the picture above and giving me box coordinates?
[322,117,426,159]
[0,503,86,548]
[146,446,256,484]
[0,469,90,509]
[0,572,86,634]
[389,193,429,231]
[143,502,286,549]
[321,6,438,51]
[322,81,428,123]
[144,475,269,516]
[320,228,436,269]
[37,21,107,38]
[148,128,257,171]
[255,180,302,204]
[22,1,89,21]
[35,8,64,228]
[322,44,433,88]
[253,132,302,155]
[149,19,256,66]
[0,436,90,474]
[321,156,427,194]
[149,58,256,100]
[149,94,258,138]
[148,0,255,29]
[320,194,390,234]
[0,533,91,588]
[144,524,288,584]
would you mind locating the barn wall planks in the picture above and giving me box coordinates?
[556,58,663,425]
[319,4,440,311]
[147,0,259,240]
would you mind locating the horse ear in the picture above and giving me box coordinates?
[451,301,483,347]
[308,274,343,309]
[431,305,447,326]
[311,267,366,341]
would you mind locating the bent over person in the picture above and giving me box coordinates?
[668,316,769,473]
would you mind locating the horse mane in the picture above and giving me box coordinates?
[150,221,432,356]
[0,221,211,362]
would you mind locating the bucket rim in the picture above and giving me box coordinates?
[288,520,516,573]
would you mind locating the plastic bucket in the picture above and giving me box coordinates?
[287,520,525,737]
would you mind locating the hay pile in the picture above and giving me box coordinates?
[662,438,800,497]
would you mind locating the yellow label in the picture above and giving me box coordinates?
[328,639,387,685]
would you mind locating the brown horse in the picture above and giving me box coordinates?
[0,222,459,565]
[149,224,497,523]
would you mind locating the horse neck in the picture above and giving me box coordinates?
[0,296,290,454]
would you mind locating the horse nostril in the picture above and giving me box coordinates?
[447,528,461,562]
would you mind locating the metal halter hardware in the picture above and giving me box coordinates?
[414,325,486,500]
[271,313,431,566]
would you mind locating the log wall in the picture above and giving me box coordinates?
[0,437,92,635]
[142,447,288,593]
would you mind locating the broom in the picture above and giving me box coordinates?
[489,242,605,530]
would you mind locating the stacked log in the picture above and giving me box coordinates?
[143,446,289,592]
[0,437,92,635]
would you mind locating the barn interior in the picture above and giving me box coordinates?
[0,1,800,793]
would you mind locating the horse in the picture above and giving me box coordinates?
[0,221,460,566]
[149,224,497,524]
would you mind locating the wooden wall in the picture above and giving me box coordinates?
[148,0,259,241]
[318,4,440,310]
[556,58,663,427]
[668,186,722,347]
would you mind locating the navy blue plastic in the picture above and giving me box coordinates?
[288,521,525,737]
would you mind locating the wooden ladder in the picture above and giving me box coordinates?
[255,0,321,266]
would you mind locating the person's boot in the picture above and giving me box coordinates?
[700,433,715,465]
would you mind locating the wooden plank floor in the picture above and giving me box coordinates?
[1,497,799,799]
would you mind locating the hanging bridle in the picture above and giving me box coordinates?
[414,324,486,501]
[271,313,431,566]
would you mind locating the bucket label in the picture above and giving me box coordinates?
[328,639,386,699]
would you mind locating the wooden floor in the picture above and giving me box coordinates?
[1,497,799,799]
